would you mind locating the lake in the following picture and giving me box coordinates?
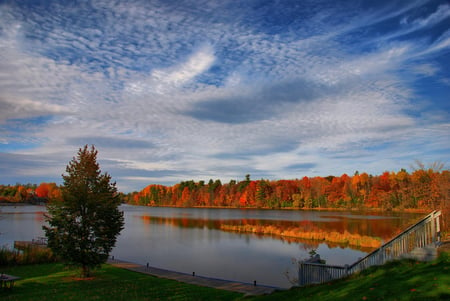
[0,204,422,288]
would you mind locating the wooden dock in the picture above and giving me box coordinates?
[107,258,279,296]
[14,237,48,250]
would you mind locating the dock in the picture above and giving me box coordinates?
[107,258,279,296]
[14,237,47,250]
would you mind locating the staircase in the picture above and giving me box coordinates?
[298,210,442,286]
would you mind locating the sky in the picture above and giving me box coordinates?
[0,0,449,192]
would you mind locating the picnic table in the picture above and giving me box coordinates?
[0,273,20,289]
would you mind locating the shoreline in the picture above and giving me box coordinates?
[0,202,30,206]
[1,201,430,214]
[126,203,429,214]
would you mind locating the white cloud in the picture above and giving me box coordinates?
[114,158,174,172]
[0,97,70,124]
[410,63,439,76]
[427,29,450,53]
[409,4,450,28]
[126,44,215,95]
[440,78,450,86]
[152,45,215,85]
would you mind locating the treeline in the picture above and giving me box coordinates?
[2,166,448,223]
[0,182,61,204]
[0,182,126,204]
[125,169,449,213]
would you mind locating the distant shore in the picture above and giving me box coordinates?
[0,202,30,206]
[126,203,429,214]
[0,200,430,215]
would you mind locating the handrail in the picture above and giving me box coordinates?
[349,210,440,270]
[298,210,441,286]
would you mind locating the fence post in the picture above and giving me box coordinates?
[298,262,303,286]
[435,211,441,246]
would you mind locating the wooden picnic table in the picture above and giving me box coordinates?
[0,273,20,289]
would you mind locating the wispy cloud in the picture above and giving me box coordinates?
[126,44,216,95]
[401,4,450,28]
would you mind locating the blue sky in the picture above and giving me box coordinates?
[0,0,449,192]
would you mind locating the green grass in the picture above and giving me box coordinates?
[0,263,243,300]
[1,253,449,300]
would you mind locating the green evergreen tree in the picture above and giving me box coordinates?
[43,145,124,277]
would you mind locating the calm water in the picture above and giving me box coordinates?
[0,204,421,288]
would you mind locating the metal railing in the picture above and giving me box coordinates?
[298,210,441,286]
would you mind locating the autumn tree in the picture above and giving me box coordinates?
[35,183,49,198]
[15,185,29,202]
[43,145,124,277]
[35,182,62,202]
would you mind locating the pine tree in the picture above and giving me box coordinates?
[43,145,124,277]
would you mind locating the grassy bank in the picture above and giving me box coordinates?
[255,251,449,300]
[1,252,449,300]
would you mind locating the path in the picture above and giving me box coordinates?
[107,258,279,296]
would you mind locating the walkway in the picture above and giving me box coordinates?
[107,258,279,296]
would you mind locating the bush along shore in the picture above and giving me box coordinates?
[0,245,58,266]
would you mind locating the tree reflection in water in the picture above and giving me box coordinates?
[139,212,420,251]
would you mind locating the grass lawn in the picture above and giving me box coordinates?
[1,252,449,300]
[0,263,243,300]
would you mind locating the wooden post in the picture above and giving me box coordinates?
[435,211,441,245]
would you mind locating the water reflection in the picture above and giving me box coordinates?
[0,206,46,248]
[138,210,420,250]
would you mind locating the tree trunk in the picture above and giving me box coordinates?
[82,265,90,278]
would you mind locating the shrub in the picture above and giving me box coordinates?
[0,245,58,266]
